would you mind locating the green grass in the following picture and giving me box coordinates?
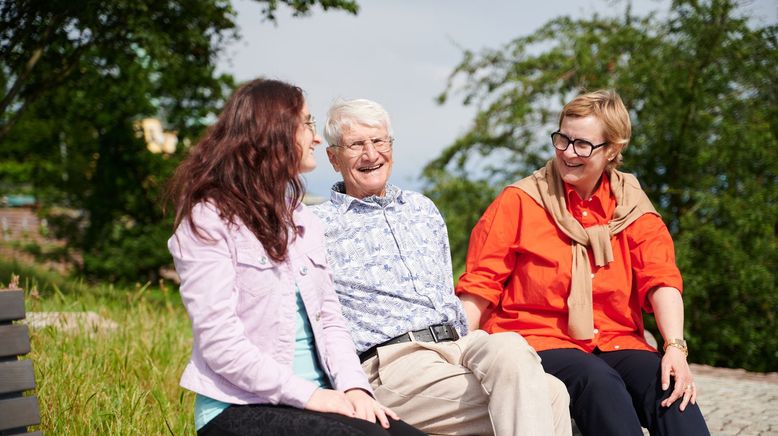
[1,260,195,435]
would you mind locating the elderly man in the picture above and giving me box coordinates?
[311,98,571,436]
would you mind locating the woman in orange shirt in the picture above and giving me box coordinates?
[456,90,709,436]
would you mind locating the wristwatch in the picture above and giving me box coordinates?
[663,338,688,357]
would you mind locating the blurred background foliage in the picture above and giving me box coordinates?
[1,0,776,372]
[0,0,358,282]
[425,0,777,371]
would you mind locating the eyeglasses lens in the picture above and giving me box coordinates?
[551,132,594,157]
[347,137,393,153]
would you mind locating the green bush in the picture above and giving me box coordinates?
[426,0,778,371]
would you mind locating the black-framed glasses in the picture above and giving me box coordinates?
[304,115,317,135]
[551,131,608,158]
[333,136,394,154]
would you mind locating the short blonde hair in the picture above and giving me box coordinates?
[559,89,631,170]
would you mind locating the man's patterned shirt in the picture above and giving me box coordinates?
[311,183,468,353]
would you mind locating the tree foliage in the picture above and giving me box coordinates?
[0,0,358,282]
[426,0,778,371]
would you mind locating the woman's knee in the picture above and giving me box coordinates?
[356,418,423,436]
[572,365,630,403]
[357,423,392,436]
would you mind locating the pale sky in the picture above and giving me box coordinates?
[217,0,777,198]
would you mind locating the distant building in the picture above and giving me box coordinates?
[1,195,39,241]
[138,118,178,154]
[1,195,36,208]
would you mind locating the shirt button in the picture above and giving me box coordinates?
[582,211,589,217]
[593,328,599,334]
[614,345,621,349]
[590,273,595,279]
[315,312,321,321]
[259,256,267,265]
[300,266,309,275]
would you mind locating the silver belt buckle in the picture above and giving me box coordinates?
[429,325,440,342]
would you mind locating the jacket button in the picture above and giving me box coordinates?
[300,266,308,275]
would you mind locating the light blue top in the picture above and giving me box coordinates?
[291,289,330,387]
[310,182,469,354]
[194,394,229,430]
[194,287,329,430]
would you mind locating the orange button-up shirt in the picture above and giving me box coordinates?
[456,174,683,353]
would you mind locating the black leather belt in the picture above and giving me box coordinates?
[359,324,459,363]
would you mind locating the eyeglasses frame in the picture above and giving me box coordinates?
[550,131,608,158]
[331,136,395,154]
[304,115,317,135]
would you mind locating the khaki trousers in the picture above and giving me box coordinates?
[361,330,571,436]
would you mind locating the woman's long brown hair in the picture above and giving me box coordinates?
[166,79,305,262]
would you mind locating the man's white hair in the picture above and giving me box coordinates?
[323,98,393,146]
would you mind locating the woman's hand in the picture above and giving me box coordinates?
[345,388,399,428]
[649,286,696,410]
[305,388,356,417]
[660,346,697,411]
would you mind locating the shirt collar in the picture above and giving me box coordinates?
[329,182,405,213]
[564,172,611,209]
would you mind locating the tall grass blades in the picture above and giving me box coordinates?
[1,260,195,434]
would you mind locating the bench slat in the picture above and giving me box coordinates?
[0,396,41,431]
[0,290,25,322]
[0,325,31,358]
[0,360,36,394]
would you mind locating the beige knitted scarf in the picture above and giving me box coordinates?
[512,160,658,339]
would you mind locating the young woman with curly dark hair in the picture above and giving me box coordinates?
[167,78,422,436]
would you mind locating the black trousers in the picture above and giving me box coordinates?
[197,404,425,436]
[538,348,710,436]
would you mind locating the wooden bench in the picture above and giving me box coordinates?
[0,282,42,436]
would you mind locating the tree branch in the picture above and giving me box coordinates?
[0,46,43,115]
[0,96,31,142]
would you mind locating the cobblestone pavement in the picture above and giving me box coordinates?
[572,364,778,436]
[693,364,778,436]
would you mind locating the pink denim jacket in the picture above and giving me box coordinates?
[168,202,372,408]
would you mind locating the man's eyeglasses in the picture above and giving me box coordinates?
[333,136,394,154]
[304,116,317,135]
[551,131,608,158]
